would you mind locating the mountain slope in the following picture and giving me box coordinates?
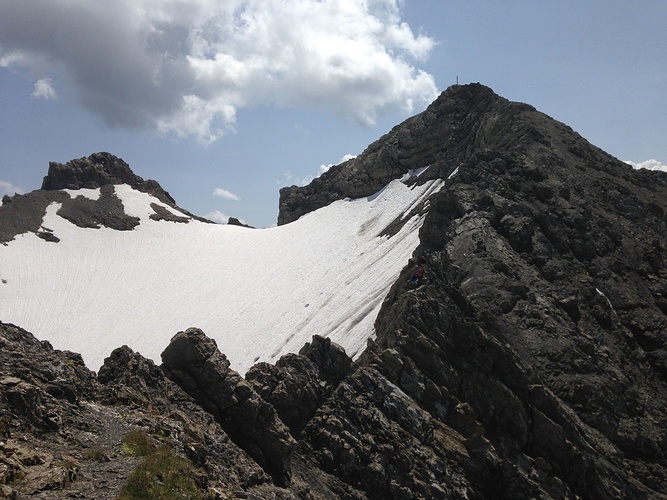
[1,83,666,498]
[281,83,667,497]
[1,158,440,373]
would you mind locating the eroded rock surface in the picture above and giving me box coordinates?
[161,328,295,487]
[42,152,175,206]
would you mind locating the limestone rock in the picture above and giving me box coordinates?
[42,152,175,206]
[246,335,353,437]
[161,327,295,486]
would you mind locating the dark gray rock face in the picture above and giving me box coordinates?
[42,152,175,207]
[246,335,353,437]
[56,184,141,230]
[161,327,295,487]
[300,366,481,499]
[279,83,526,225]
[0,189,70,243]
[361,85,667,497]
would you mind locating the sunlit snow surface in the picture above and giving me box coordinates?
[1,176,442,374]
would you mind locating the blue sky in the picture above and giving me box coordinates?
[1,1,666,228]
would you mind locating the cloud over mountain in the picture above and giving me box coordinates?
[0,180,23,200]
[0,0,438,143]
[626,159,667,172]
[204,210,232,224]
[213,187,240,201]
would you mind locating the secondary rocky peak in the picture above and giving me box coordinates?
[0,152,216,243]
[42,152,176,206]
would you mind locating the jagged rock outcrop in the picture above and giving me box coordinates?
[0,152,212,244]
[161,327,295,487]
[42,152,175,206]
[246,335,353,437]
[0,322,317,499]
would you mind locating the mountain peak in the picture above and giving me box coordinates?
[0,152,213,244]
[42,152,176,207]
[277,83,522,225]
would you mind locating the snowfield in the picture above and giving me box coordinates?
[0,173,442,374]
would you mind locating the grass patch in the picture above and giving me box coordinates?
[116,445,202,499]
[83,448,108,462]
[59,459,77,471]
[121,431,155,457]
[11,470,26,483]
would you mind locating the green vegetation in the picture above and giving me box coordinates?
[83,448,108,462]
[121,430,155,457]
[117,445,202,499]
[58,459,77,471]
[117,431,202,499]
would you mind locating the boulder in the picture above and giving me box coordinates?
[246,335,353,437]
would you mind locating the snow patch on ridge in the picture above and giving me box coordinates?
[401,179,444,221]
[1,177,437,374]
[63,188,101,201]
[401,166,430,181]
[113,184,190,222]
[448,166,460,180]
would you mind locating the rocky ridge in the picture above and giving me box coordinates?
[0,152,209,244]
[41,152,175,205]
[2,83,667,498]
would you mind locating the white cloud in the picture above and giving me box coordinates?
[280,153,358,188]
[625,159,667,173]
[0,0,438,143]
[1,181,23,206]
[32,78,57,99]
[0,51,25,67]
[213,187,240,201]
[0,181,24,200]
[319,153,357,176]
[204,210,230,224]
[279,170,317,187]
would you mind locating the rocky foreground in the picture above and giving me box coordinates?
[2,84,667,498]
